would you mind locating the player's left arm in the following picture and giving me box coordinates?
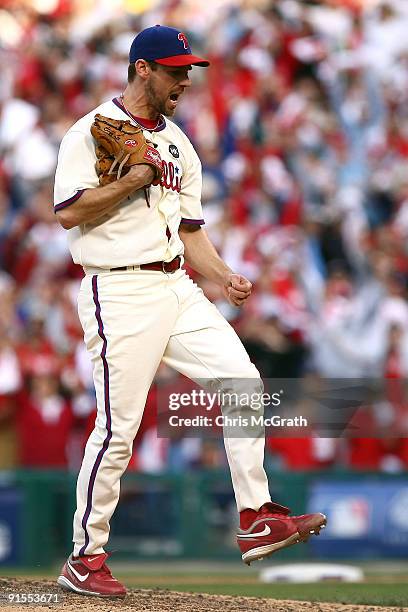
[179,225,252,307]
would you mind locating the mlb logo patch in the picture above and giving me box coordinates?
[169,144,179,158]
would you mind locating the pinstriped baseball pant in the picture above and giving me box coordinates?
[73,268,271,556]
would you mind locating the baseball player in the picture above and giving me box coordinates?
[54,25,326,598]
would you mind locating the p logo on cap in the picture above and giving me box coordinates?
[178,32,189,50]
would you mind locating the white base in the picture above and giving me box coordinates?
[259,563,364,583]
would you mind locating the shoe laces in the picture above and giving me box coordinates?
[90,552,114,579]
[101,563,112,576]
[259,502,291,517]
[103,551,113,570]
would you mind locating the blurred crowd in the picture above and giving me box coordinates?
[1,0,408,474]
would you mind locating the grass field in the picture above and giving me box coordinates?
[2,563,408,608]
[121,570,408,608]
[123,579,408,608]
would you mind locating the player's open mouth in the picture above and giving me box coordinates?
[168,93,180,111]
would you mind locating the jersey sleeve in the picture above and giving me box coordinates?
[179,142,205,226]
[53,129,98,212]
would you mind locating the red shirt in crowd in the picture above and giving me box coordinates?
[16,388,73,468]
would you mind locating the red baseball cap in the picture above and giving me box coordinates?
[129,25,210,67]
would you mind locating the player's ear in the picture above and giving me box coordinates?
[135,59,151,80]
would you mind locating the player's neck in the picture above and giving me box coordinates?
[121,87,159,122]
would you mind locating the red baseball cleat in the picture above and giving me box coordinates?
[57,553,126,597]
[237,502,326,565]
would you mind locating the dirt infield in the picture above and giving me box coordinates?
[0,578,407,612]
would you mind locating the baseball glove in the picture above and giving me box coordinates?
[95,145,125,186]
[91,114,163,185]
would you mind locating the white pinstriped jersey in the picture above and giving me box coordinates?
[54,98,204,269]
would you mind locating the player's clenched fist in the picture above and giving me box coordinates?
[222,272,252,307]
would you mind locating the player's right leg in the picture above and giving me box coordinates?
[58,271,179,597]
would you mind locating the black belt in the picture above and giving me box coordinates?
[110,256,181,273]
